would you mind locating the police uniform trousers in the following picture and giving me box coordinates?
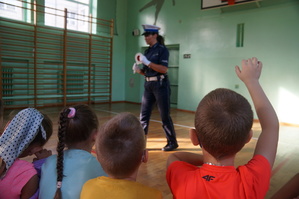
[140,76,177,145]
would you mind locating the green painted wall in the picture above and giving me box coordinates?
[1,0,299,124]
[120,0,299,124]
[111,0,127,101]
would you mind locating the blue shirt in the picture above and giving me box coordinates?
[39,149,107,199]
[143,42,169,77]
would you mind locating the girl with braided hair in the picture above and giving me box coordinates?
[39,104,106,199]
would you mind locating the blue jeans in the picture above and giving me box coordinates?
[140,77,177,145]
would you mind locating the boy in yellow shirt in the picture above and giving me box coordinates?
[81,112,162,199]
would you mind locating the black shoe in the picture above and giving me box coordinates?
[162,143,178,151]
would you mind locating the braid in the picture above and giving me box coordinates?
[54,109,70,199]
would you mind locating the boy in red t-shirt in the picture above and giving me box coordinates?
[166,57,279,199]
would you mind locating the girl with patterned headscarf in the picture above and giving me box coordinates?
[0,108,53,199]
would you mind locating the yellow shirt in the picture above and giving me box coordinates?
[80,176,162,199]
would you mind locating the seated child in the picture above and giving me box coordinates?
[81,112,163,199]
[39,104,107,199]
[0,108,53,199]
[1,108,52,176]
[166,57,279,199]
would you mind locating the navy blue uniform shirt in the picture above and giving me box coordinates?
[143,42,169,77]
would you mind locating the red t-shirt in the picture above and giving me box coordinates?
[166,155,271,199]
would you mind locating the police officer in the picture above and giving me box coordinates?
[133,24,178,151]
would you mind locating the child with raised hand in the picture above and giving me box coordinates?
[39,104,107,199]
[81,112,163,199]
[166,57,279,199]
[0,108,53,199]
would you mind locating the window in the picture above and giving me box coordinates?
[45,0,91,33]
[0,0,31,22]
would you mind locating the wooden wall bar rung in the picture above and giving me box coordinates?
[0,1,113,109]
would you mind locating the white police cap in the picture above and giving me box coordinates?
[142,24,160,35]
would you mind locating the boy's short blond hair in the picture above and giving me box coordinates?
[96,112,145,178]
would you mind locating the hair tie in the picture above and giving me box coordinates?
[56,181,62,189]
[68,107,76,119]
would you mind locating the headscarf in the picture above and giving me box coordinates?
[0,108,46,173]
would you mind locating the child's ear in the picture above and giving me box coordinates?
[141,149,148,163]
[189,128,200,146]
[246,130,253,143]
[91,129,98,142]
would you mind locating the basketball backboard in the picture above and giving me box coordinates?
[201,0,258,10]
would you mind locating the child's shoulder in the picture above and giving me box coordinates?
[43,150,104,174]
[168,160,199,171]
[131,180,163,198]
[241,155,270,168]
[2,159,36,182]
[12,159,35,169]
[237,155,271,176]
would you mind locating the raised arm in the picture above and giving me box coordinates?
[235,57,279,167]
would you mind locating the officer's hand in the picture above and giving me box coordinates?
[132,63,140,74]
[135,53,143,65]
[138,54,151,66]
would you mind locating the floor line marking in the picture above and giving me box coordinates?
[95,108,119,115]
[151,119,193,129]
[95,108,261,141]
[95,108,194,129]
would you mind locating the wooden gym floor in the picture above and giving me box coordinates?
[3,102,299,198]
